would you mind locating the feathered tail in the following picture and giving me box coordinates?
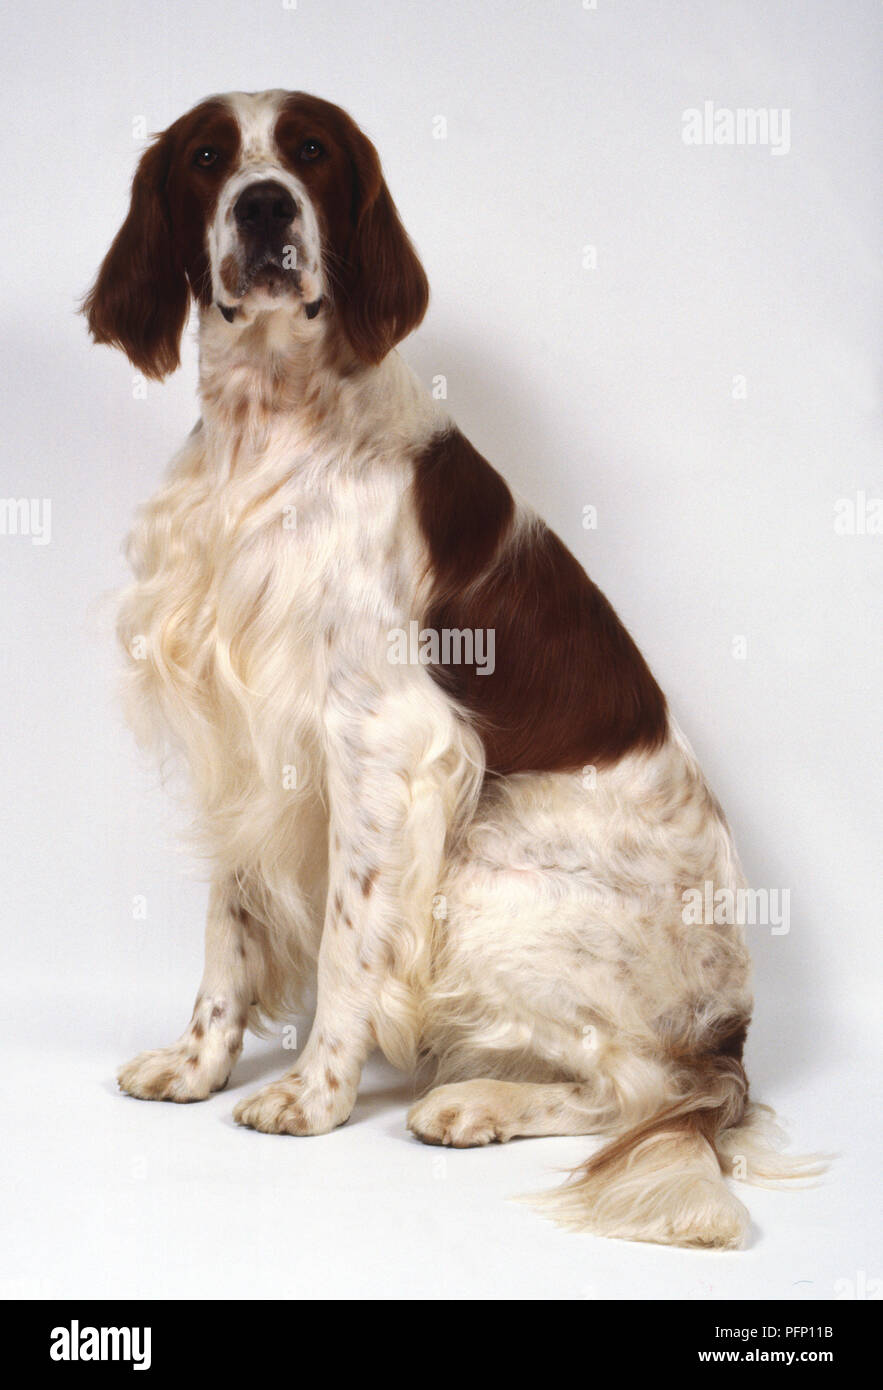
[532,1053,826,1250]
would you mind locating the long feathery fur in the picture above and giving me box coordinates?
[96,89,820,1245]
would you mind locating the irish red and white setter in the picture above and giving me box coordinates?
[85,90,819,1247]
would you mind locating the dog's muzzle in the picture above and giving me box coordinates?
[217,178,321,320]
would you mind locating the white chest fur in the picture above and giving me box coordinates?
[118,399,428,882]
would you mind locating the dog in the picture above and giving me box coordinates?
[85,90,818,1248]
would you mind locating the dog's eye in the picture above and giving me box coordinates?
[298,139,324,162]
[193,147,219,169]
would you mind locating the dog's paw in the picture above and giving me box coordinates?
[117,1042,234,1103]
[407,1082,513,1147]
[233,1074,353,1136]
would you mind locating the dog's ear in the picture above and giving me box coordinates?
[337,130,429,365]
[83,130,190,380]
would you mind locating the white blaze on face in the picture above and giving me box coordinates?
[208,91,324,312]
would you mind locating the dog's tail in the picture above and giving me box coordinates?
[531,1051,826,1249]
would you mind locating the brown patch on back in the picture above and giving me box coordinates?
[413,427,668,776]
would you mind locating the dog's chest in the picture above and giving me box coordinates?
[237,450,411,656]
[125,430,417,782]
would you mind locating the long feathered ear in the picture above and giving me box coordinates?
[83,132,190,380]
[336,132,429,364]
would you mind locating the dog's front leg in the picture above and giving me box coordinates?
[118,874,258,1101]
[234,679,465,1136]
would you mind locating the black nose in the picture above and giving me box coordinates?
[233,180,298,238]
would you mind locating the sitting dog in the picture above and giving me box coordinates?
[85,90,815,1247]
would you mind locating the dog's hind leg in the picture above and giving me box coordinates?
[407,1078,610,1147]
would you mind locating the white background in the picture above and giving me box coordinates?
[1,0,880,1300]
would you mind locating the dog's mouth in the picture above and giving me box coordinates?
[217,251,321,323]
[244,252,298,298]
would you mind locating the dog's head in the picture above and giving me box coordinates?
[84,91,429,378]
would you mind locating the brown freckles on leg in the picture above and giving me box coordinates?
[116,877,253,1103]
